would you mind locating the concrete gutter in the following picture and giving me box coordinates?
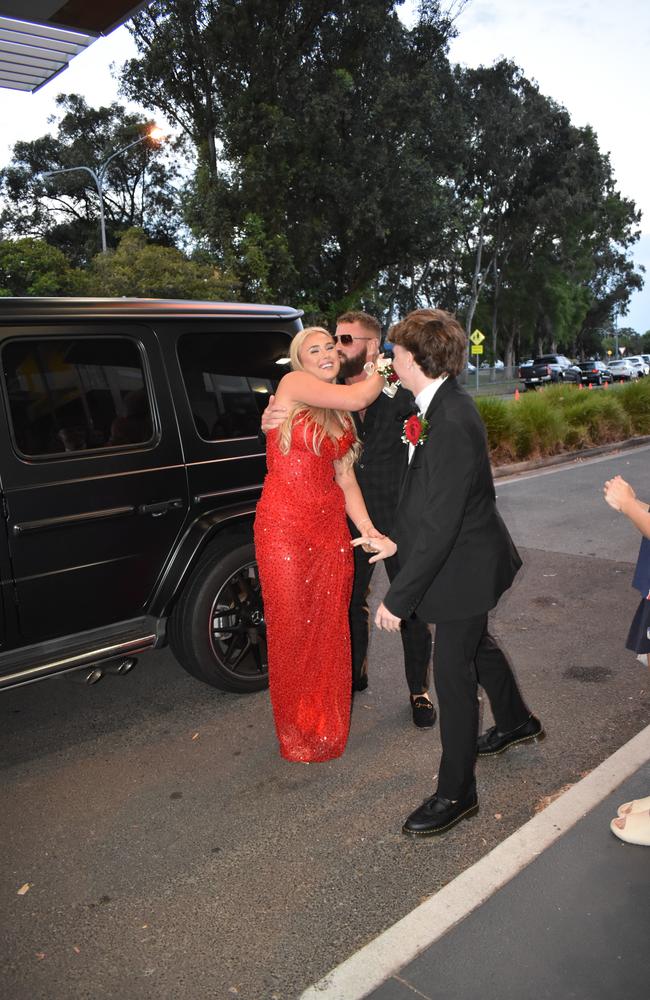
[492,434,650,479]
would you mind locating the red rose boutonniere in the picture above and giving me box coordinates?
[402,413,429,447]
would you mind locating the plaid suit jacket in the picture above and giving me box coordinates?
[349,385,416,536]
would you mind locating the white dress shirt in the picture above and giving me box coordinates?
[408,375,447,463]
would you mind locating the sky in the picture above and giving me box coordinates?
[1,0,648,331]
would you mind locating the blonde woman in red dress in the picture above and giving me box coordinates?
[254,327,387,762]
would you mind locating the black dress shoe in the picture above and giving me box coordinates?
[402,790,478,837]
[477,715,544,757]
[352,674,368,693]
[411,695,436,729]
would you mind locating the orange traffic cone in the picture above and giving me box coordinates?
[578,382,584,389]
[588,382,593,389]
[514,388,520,401]
[604,379,609,388]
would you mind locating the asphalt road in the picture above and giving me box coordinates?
[2,445,650,1000]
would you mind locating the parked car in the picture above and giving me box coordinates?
[608,359,639,381]
[626,355,649,376]
[519,354,581,389]
[0,297,303,694]
[575,361,612,386]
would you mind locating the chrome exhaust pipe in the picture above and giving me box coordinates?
[103,657,137,676]
[66,667,104,685]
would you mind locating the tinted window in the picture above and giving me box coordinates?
[178,331,291,440]
[2,337,153,457]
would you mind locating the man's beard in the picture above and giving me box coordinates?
[338,352,366,379]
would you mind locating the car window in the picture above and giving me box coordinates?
[177,331,291,441]
[2,337,154,458]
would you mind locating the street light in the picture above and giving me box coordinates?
[40,125,166,253]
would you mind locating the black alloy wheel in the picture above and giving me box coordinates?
[168,538,268,692]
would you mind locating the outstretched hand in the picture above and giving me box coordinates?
[351,534,397,564]
[604,475,635,512]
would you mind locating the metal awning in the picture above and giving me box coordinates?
[0,2,149,93]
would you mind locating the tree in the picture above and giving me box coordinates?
[82,227,238,299]
[450,62,643,363]
[121,0,461,312]
[0,95,185,265]
[0,238,84,296]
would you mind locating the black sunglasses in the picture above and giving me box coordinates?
[333,334,374,345]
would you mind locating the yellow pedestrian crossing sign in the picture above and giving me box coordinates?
[469,329,485,346]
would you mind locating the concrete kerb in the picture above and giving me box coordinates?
[300,723,650,1000]
[492,434,650,480]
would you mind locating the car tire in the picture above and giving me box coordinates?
[596,376,602,386]
[168,536,268,692]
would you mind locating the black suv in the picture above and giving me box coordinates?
[0,297,302,693]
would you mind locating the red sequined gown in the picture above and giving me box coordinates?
[254,420,356,762]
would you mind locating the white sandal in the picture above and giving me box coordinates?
[616,795,650,817]
[610,811,650,846]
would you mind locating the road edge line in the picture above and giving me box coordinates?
[300,724,650,1000]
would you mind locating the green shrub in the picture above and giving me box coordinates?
[561,390,630,445]
[511,387,567,459]
[617,379,650,434]
[475,380,649,465]
[475,396,515,460]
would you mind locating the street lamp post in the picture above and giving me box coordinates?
[41,126,165,253]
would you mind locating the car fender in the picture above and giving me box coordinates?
[148,503,257,617]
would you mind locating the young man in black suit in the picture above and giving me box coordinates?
[356,308,543,836]
[261,311,434,728]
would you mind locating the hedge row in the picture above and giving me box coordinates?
[475,380,650,465]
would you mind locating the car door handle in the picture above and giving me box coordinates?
[138,498,185,517]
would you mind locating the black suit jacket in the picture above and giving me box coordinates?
[384,377,521,623]
[350,386,415,535]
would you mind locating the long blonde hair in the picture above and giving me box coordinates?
[278,327,361,469]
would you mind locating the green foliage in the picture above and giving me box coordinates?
[481,381,650,464]
[617,380,650,435]
[0,3,642,341]
[474,396,515,459]
[123,1,460,310]
[560,390,631,444]
[510,387,567,459]
[0,237,84,296]
[83,228,238,299]
[0,95,184,264]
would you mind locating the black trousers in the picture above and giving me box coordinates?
[433,613,530,800]
[350,546,431,694]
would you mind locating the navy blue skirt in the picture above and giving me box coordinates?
[625,597,650,653]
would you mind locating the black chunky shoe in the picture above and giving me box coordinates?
[402,789,478,837]
[477,715,544,757]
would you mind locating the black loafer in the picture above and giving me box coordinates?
[402,790,478,837]
[477,715,544,757]
[411,695,436,729]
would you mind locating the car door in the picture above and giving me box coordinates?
[0,324,189,644]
